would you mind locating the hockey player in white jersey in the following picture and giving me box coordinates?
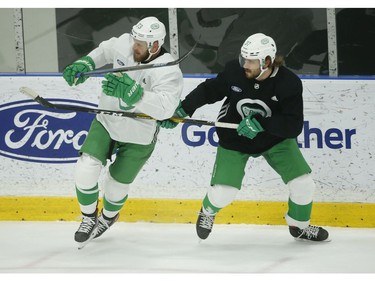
[63,16,183,249]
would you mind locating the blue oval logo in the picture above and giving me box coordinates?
[231,85,242,93]
[0,99,96,163]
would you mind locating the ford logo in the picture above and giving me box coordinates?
[231,85,242,93]
[0,99,95,163]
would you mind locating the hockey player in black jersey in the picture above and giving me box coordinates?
[160,33,330,242]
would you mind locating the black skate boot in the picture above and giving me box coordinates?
[94,211,119,239]
[74,209,98,249]
[196,207,216,240]
[289,225,330,242]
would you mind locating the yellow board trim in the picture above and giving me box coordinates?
[0,196,374,227]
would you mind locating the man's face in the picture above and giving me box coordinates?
[242,58,261,79]
[132,39,149,62]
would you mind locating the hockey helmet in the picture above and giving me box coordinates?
[239,33,277,67]
[131,17,166,49]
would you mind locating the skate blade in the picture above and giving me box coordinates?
[77,231,97,250]
[77,240,91,250]
[294,237,332,243]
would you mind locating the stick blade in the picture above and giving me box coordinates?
[19,86,39,100]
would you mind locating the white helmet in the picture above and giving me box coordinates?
[131,17,166,49]
[240,33,277,66]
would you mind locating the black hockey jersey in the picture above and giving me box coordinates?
[181,60,304,154]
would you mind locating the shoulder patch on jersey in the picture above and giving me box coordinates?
[231,85,242,93]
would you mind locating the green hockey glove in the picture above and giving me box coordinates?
[102,73,144,106]
[157,101,188,129]
[63,56,95,86]
[237,114,264,139]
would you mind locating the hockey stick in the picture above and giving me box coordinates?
[76,42,198,78]
[19,87,238,129]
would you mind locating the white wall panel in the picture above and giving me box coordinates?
[0,76,374,203]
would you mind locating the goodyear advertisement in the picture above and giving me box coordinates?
[0,76,374,204]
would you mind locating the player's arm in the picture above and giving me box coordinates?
[62,36,120,87]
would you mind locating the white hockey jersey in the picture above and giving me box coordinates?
[88,33,183,145]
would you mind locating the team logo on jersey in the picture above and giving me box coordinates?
[254,83,260,90]
[236,98,272,119]
[117,59,125,66]
[231,85,242,93]
[0,99,95,163]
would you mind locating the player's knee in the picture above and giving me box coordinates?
[103,173,130,202]
[75,153,103,189]
[288,173,316,205]
[207,184,239,208]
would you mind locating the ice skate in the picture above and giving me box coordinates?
[94,211,119,239]
[75,209,98,249]
[289,225,331,242]
[196,207,216,240]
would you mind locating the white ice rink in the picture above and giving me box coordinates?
[0,221,374,280]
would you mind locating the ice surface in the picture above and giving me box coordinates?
[0,221,374,277]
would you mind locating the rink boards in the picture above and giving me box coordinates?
[1,196,375,227]
[0,75,374,227]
